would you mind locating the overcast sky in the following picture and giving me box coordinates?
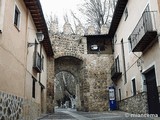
[40,0,83,31]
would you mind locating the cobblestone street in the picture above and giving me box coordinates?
[38,108,159,120]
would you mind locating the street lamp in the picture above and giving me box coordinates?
[27,32,44,47]
[36,32,44,42]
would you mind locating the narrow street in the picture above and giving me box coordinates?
[38,108,159,120]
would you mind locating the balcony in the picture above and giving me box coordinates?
[33,51,41,73]
[130,11,157,52]
[111,56,122,81]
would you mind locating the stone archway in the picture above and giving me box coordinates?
[55,56,85,110]
[49,33,113,112]
[55,71,76,108]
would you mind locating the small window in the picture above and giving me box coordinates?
[14,5,20,29]
[132,78,136,96]
[124,7,128,21]
[119,89,121,101]
[0,0,5,33]
[32,77,36,98]
[128,36,132,52]
[114,34,117,43]
[121,39,127,84]
[41,55,44,70]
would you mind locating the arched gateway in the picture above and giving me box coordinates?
[47,32,114,112]
[55,56,85,110]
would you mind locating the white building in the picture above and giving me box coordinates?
[110,0,160,115]
[0,0,54,119]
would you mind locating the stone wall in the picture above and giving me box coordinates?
[23,99,40,120]
[51,33,113,112]
[118,92,148,114]
[0,91,23,120]
[83,54,113,111]
[46,57,55,113]
[51,34,87,59]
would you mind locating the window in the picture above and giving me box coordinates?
[32,77,36,98]
[0,0,5,32]
[14,5,20,29]
[41,55,44,70]
[114,34,117,43]
[128,36,132,52]
[132,79,136,96]
[87,38,112,54]
[124,7,128,21]
[115,56,120,72]
[119,89,121,101]
[121,39,127,84]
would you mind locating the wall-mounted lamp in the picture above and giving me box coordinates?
[36,32,44,42]
[91,44,99,51]
[27,32,44,47]
[90,44,101,57]
[27,42,38,47]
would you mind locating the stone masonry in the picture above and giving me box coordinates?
[23,99,41,120]
[50,23,114,112]
[83,54,113,111]
[118,92,148,114]
[46,57,55,113]
[0,91,23,120]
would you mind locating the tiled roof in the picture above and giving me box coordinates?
[24,0,53,56]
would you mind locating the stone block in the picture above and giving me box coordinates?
[0,91,24,119]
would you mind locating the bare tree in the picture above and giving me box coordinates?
[63,13,75,34]
[45,0,117,34]
[70,11,82,27]
[78,0,117,33]
[63,14,69,23]
[70,11,85,34]
[45,13,59,33]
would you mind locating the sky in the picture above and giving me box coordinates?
[40,0,83,31]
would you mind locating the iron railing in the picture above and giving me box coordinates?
[111,56,121,80]
[130,11,157,51]
[33,51,41,73]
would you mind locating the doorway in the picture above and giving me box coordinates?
[41,87,44,113]
[144,67,160,115]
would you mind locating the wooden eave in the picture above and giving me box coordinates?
[24,0,53,56]
[84,34,111,40]
[108,0,128,37]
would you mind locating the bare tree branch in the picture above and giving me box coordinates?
[78,0,116,33]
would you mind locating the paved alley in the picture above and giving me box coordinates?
[38,108,159,120]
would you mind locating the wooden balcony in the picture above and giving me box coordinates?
[130,11,157,52]
[111,56,122,81]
